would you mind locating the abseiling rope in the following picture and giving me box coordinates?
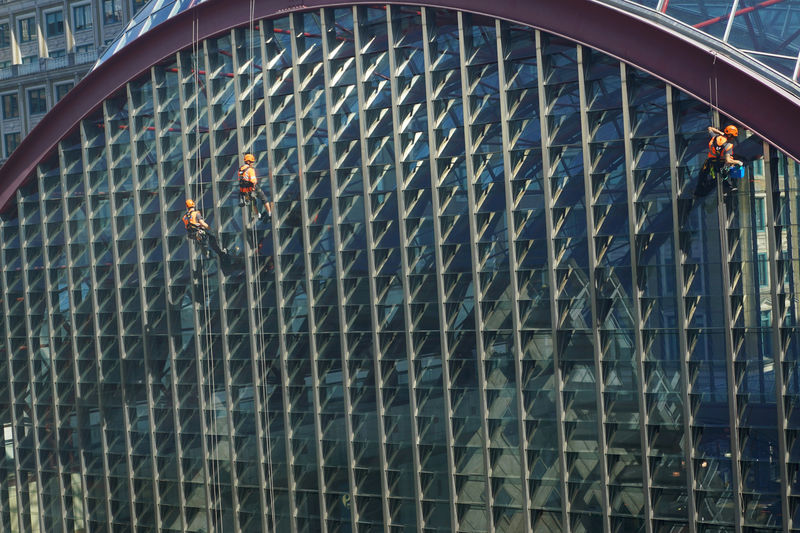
[245,6,279,531]
[192,11,225,532]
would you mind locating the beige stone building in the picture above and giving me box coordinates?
[0,0,146,163]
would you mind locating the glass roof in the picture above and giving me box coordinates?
[605,0,800,82]
[93,0,210,70]
[96,0,800,86]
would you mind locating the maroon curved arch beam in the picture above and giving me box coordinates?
[2,0,799,212]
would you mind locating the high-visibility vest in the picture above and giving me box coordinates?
[238,164,256,192]
[708,135,733,162]
[182,208,202,231]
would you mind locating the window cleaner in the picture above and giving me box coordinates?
[182,199,228,258]
[238,153,272,221]
[694,125,744,198]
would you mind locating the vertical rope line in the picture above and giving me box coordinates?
[251,197,277,533]
[193,11,224,531]
[249,0,256,143]
[246,4,278,531]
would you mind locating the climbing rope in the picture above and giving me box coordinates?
[191,10,226,532]
[244,4,279,531]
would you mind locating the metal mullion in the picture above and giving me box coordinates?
[493,19,533,533]
[78,119,118,532]
[33,167,70,533]
[534,28,571,531]
[12,193,49,531]
[382,5,426,530]
[288,12,330,529]
[665,84,698,532]
[200,35,242,533]
[0,214,29,533]
[455,12,497,532]
[175,47,215,533]
[618,62,654,533]
[0,427,5,533]
[792,49,800,82]
[124,81,165,533]
[575,44,611,533]
[0,216,16,533]
[229,25,271,533]
[0,260,5,533]
[257,19,300,533]
[147,65,189,532]
[56,142,96,533]
[318,8,362,529]
[789,160,800,315]
[99,98,142,533]
[419,6,460,529]
[722,0,741,43]
[712,111,744,533]
[762,146,791,533]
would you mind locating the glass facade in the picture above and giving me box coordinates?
[1,5,799,532]
[623,0,800,80]
[94,0,212,70]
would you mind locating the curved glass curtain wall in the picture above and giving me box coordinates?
[1,5,799,532]
[94,0,210,70]
[610,0,800,80]
[95,0,800,88]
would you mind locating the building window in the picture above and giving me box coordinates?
[0,23,9,48]
[75,43,93,54]
[132,0,147,13]
[45,11,64,37]
[753,158,764,177]
[27,87,46,115]
[103,0,122,24]
[4,132,20,157]
[18,16,36,43]
[21,55,38,64]
[55,83,73,101]
[2,93,18,119]
[49,49,66,58]
[0,61,10,69]
[758,252,769,287]
[72,4,92,32]
[754,196,766,232]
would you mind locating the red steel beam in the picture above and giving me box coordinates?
[694,0,786,29]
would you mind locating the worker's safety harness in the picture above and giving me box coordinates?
[182,208,206,240]
[238,164,255,193]
[708,136,732,163]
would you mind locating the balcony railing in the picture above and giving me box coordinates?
[0,50,98,80]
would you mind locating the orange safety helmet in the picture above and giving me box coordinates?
[243,153,255,164]
[724,125,739,137]
[185,199,195,209]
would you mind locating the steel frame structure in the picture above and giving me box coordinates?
[1,3,799,533]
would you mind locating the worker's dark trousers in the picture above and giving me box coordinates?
[240,188,270,211]
[694,159,735,197]
[191,231,225,257]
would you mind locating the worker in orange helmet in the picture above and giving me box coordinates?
[238,153,272,220]
[182,199,227,258]
[694,124,743,198]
